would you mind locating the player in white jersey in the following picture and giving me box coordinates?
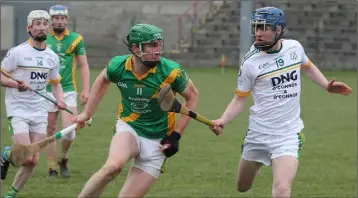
[210,7,352,198]
[0,10,66,198]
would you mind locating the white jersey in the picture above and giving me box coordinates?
[237,39,312,135]
[1,40,61,117]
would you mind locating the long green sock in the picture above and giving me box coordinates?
[6,185,19,198]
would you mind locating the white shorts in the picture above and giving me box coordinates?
[241,130,304,166]
[8,116,48,135]
[47,91,77,112]
[114,119,166,179]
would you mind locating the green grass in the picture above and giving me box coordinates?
[1,68,356,197]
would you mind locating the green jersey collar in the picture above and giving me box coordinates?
[125,55,157,80]
[50,28,70,41]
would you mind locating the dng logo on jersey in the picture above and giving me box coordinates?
[271,70,298,86]
[30,72,48,80]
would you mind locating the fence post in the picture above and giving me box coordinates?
[178,15,182,48]
[193,1,198,22]
[73,17,77,32]
[15,17,19,46]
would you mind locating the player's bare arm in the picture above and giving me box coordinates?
[211,94,248,135]
[211,57,253,134]
[77,54,90,104]
[83,68,110,117]
[160,79,199,157]
[51,81,67,109]
[1,50,28,91]
[174,79,199,134]
[74,68,110,127]
[302,62,352,95]
[0,72,21,89]
[220,94,248,125]
[301,62,329,89]
[0,72,30,92]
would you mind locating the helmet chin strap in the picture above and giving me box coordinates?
[134,52,158,69]
[138,44,160,69]
[28,32,47,42]
[254,41,276,51]
[141,60,158,68]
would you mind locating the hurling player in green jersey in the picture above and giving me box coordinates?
[45,5,90,178]
[73,23,199,197]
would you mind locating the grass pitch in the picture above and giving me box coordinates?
[1,68,356,197]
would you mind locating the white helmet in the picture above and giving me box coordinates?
[49,5,68,17]
[27,10,50,26]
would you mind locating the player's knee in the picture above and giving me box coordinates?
[62,129,76,140]
[272,181,290,195]
[236,176,255,192]
[236,165,261,192]
[236,182,251,193]
[23,157,38,166]
[237,186,250,193]
[23,157,33,166]
[47,122,56,135]
[101,163,125,179]
[31,157,39,166]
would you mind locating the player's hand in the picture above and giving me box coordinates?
[17,81,31,92]
[160,131,181,157]
[327,79,352,95]
[210,119,225,136]
[56,100,67,111]
[80,90,89,105]
[72,112,91,131]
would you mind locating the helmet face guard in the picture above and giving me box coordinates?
[125,24,164,68]
[49,5,68,34]
[27,10,50,42]
[138,33,164,57]
[251,7,286,51]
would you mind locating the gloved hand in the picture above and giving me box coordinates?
[160,131,181,157]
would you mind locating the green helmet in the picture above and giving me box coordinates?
[127,23,164,49]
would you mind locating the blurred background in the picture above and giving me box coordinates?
[1,0,357,69]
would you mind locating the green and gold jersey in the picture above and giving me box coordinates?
[45,29,86,92]
[106,55,189,139]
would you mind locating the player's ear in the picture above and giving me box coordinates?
[276,25,282,34]
[26,25,31,32]
[131,43,139,53]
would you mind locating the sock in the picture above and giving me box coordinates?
[6,185,19,198]
[59,151,68,160]
[47,157,57,170]
[2,147,11,161]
